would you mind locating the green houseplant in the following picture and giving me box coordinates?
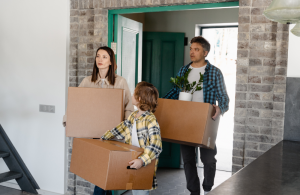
[170,68,204,101]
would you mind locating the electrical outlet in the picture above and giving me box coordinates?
[39,104,55,113]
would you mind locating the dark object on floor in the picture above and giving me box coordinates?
[0,124,40,194]
[209,141,300,195]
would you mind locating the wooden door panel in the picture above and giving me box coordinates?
[142,32,185,168]
[161,41,176,97]
[142,40,153,83]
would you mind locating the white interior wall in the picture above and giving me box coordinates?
[0,0,68,194]
[144,8,239,65]
[287,24,300,78]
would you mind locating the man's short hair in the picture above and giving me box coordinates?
[190,36,210,54]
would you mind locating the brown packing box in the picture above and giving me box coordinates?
[66,87,124,138]
[154,98,220,149]
[70,138,156,190]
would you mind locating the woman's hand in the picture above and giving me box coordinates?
[128,159,143,170]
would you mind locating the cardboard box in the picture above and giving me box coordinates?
[154,98,220,149]
[70,138,156,190]
[66,87,124,138]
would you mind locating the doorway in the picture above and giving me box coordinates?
[196,24,238,171]
[107,2,239,194]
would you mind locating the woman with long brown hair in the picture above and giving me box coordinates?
[63,46,134,125]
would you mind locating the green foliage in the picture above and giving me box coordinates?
[190,72,204,94]
[170,68,204,94]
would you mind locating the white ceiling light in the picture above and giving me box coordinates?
[263,0,300,24]
[291,23,300,37]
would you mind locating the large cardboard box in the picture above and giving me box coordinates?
[70,138,156,190]
[66,87,124,138]
[154,98,220,149]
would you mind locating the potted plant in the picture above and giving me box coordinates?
[170,69,204,101]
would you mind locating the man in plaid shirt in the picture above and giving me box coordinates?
[163,36,229,195]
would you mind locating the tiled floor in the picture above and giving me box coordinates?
[0,167,232,195]
[123,167,232,195]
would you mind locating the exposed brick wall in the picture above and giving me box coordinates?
[67,0,289,194]
[233,0,288,172]
[69,0,108,88]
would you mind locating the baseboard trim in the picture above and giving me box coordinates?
[0,182,64,195]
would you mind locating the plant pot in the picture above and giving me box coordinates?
[179,92,192,101]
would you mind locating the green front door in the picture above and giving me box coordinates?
[142,32,185,168]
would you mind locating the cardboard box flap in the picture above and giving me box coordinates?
[100,141,133,152]
[107,141,144,152]
[100,141,144,154]
[76,139,130,152]
[70,138,110,188]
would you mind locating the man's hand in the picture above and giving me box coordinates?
[129,159,143,170]
[212,104,221,120]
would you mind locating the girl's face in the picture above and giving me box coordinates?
[96,49,111,70]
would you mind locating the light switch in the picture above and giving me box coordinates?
[39,104,55,113]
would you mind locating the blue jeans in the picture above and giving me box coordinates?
[93,186,112,195]
[132,190,150,195]
[93,186,150,195]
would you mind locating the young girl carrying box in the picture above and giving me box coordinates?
[94,81,163,195]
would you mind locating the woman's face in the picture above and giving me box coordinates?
[96,49,111,70]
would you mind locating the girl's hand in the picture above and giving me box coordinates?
[128,159,143,170]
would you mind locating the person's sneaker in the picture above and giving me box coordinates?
[204,191,210,195]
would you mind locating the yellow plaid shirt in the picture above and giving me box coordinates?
[101,110,162,190]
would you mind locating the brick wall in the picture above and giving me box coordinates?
[232,0,288,172]
[67,0,288,194]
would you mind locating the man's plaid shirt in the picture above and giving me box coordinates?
[164,60,229,114]
[101,110,162,190]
